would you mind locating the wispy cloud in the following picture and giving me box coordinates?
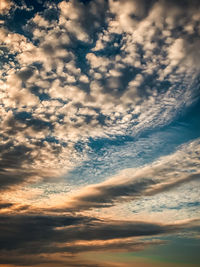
[59,139,200,211]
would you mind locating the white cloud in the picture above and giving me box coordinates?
[0,0,199,195]
[58,138,200,212]
[0,0,13,14]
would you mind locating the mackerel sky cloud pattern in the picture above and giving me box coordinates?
[0,0,200,266]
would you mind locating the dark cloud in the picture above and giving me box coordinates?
[0,143,37,190]
[147,173,200,196]
[0,214,93,251]
[0,213,191,250]
[0,138,53,190]
[61,220,179,242]
[0,251,105,267]
[0,202,13,209]
[0,213,190,266]
[61,172,200,212]
[17,67,35,81]
[0,110,69,190]
[70,178,156,209]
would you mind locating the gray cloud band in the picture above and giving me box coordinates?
[0,213,197,266]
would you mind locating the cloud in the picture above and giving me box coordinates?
[59,139,200,211]
[0,110,81,191]
[0,2,199,266]
[0,0,13,14]
[58,0,108,43]
[0,212,197,266]
[0,0,199,195]
[0,201,13,210]
[1,0,199,142]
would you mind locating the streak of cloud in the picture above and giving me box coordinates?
[55,139,200,211]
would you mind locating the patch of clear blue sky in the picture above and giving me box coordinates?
[65,98,200,185]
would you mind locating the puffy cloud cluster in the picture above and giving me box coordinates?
[0,0,199,193]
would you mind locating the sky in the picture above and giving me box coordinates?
[0,0,200,266]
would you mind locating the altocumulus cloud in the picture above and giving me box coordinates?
[0,0,200,191]
[0,0,200,266]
